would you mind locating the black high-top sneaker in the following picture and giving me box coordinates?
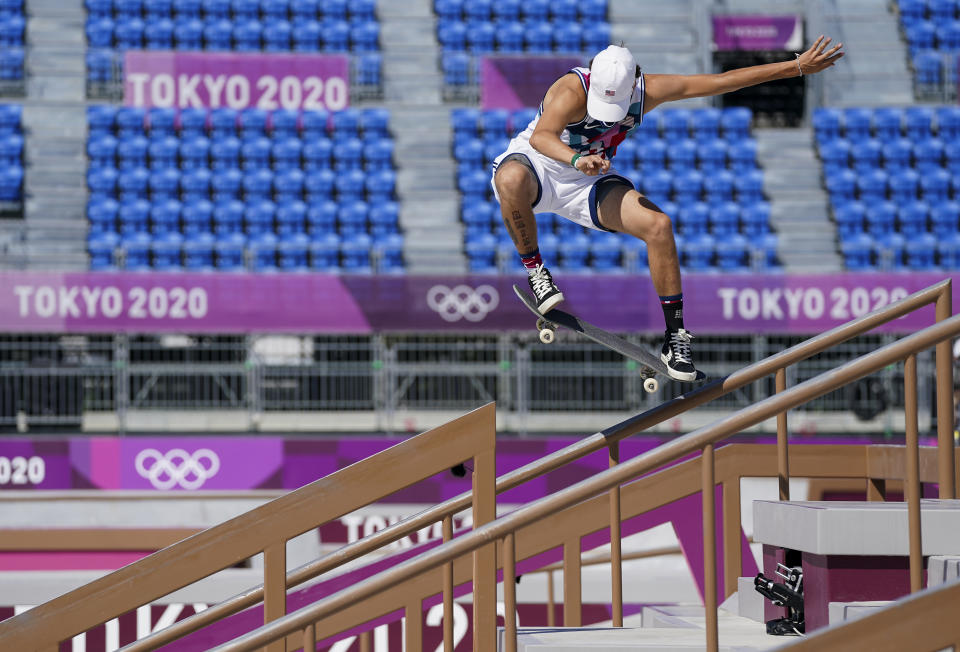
[527,263,564,313]
[660,328,698,381]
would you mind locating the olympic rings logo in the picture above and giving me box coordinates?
[134,448,221,490]
[426,284,500,322]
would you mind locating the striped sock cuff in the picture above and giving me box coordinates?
[659,293,683,305]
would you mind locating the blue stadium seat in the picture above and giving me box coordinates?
[851,138,882,173]
[519,0,548,21]
[145,18,174,49]
[495,21,524,52]
[437,19,466,50]
[271,109,300,138]
[86,49,113,83]
[590,231,622,271]
[303,139,333,172]
[308,231,340,270]
[180,167,211,200]
[234,19,263,51]
[662,110,691,141]
[365,168,396,200]
[720,106,752,140]
[866,200,897,240]
[210,108,238,138]
[87,165,119,199]
[304,169,335,203]
[179,108,208,138]
[88,197,119,234]
[122,232,152,270]
[889,168,920,204]
[148,136,179,170]
[937,106,960,141]
[465,20,494,53]
[182,198,213,234]
[907,21,936,53]
[681,233,714,271]
[554,22,582,53]
[843,108,872,141]
[734,169,764,204]
[333,137,363,170]
[666,138,697,170]
[115,17,146,50]
[840,232,874,270]
[882,138,913,171]
[86,0,114,19]
[452,107,481,136]
[263,18,292,51]
[559,233,590,272]
[931,200,960,237]
[214,232,246,270]
[148,107,176,137]
[149,167,180,199]
[291,19,320,51]
[373,232,404,273]
[243,168,274,199]
[244,198,276,236]
[370,200,399,237]
[812,107,842,143]
[697,139,727,173]
[272,137,303,170]
[210,136,240,170]
[88,232,119,270]
[716,233,749,271]
[212,168,243,200]
[338,199,368,235]
[672,170,702,205]
[728,138,757,173]
[642,169,672,205]
[710,201,740,237]
[524,21,553,53]
[86,17,115,48]
[183,232,216,271]
[692,108,721,142]
[580,0,606,21]
[857,169,888,204]
[678,202,709,237]
[180,135,211,170]
[835,202,866,238]
[249,232,279,271]
[826,168,857,203]
[150,232,183,271]
[173,0,202,17]
[116,107,146,138]
[899,200,929,237]
[118,166,149,200]
[873,108,902,141]
[356,52,382,85]
[906,107,935,140]
[306,199,337,235]
[277,232,310,271]
[363,139,394,171]
[174,16,204,49]
[241,136,272,170]
[465,232,497,272]
[351,19,380,51]
[583,21,611,52]
[213,198,244,234]
[639,138,667,172]
[937,234,960,267]
[87,134,118,169]
[819,138,850,173]
[741,201,771,237]
[273,167,304,201]
[906,232,938,270]
[150,198,182,235]
[232,0,260,19]
[202,0,230,17]
[334,167,366,200]
[301,109,329,139]
[339,233,373,273]
[491,0,519,21]
[118,198,150,235]
[921,168,951,202]
[914,138,944,173]
[262,0,290,20]
[322,18,350,51]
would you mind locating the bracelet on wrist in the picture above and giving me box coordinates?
[571,153,581,169]
[795,53,803,76]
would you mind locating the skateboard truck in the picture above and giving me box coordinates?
[754,563,805,636]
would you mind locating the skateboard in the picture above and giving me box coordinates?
[513,285,706,393]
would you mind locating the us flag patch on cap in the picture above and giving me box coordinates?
[605,89,616,96]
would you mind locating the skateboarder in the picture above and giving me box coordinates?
[492,37,844,380]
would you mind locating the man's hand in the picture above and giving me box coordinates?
[797,35,844,76]
[575,154,610,176]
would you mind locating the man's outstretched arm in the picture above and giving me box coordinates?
[643,35,844,112]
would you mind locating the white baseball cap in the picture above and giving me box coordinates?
[587,45,638,123]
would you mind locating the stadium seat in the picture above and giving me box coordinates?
[278,232,310,271]
[180,136,211,170]
[495,21,524,52]
[180,108,208,138]
[148,136,178,170]
[840,232,874,270]
[519,0,549,21]
[213,198,244,234]
[851,138,882,173]
[524,21,553,53]
[249,232,279,271]
[211,136,241,170]
[174,17,204,49]
[888,168,920,204]
[214,232,246,270]
[906,107,935,140]
[590,232,622,271]
[118,199,150,235]
[308,231,340,271]
[843,108,872,141]
[304,168,335,202]
[122,232,152,270]
[181,167,212,200]
[913,138,945,173]
[873,107,902,140]
[931,200,960,237]
[710,201,740,237]
[882,138,913,171]
[241,137,272,170]
[370,200,400,237]
[88,232,119,270]
[182,199,213,235]
[341,233,373,272]
[118,166,149,200]
[234,19,263,50]
[88,197,119,234]
[691,108,721,142]
[150,198,182,235]
[905,233,938,270]
[720,106,752,141]
[666,138,697,171]
[678,202,709,237]
[184,232,216,270]
[211,168,243,200]
[662,110,691,141]
[145,18,174,49]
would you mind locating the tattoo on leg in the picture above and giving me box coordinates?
[511,210,532,250]
[504,219,519,247]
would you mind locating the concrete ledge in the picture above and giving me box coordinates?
[828,601,891,625]
[928,555,960,587]
[754,500,960,555]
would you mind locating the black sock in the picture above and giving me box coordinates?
[660,293,684,332]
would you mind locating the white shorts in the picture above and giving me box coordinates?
[490,136,634,233]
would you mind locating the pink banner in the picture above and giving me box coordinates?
[123,51,350,111]
[480,55,582,110]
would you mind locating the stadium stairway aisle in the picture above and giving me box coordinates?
[609,0,705,81]
[20,0,89,269]
[756,126,842,272]
[379,0,466,273]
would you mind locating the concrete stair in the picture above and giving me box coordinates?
[754,127,842,273]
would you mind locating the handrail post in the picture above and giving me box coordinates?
[935,281,955,498]
[263,542,286,652]
[608,441,624,627]
[563,538,582,626]
[721,470,742,598]
[776,368,790,501]
[905,354,924,593]
[702,444,718,652]
[472,436,497,651]
[503,533,517,652]
[442,515,454,652]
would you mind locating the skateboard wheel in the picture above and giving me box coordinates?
[539,327,556,344]
[643,377,659,393]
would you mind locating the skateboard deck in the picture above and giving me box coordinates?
[513,285,706,392]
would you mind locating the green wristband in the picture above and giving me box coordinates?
[571,153,581,169]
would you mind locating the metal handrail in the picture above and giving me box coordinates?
[208,311,960,651]
[119,279,956,651]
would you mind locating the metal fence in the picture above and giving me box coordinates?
[0,330,934,434]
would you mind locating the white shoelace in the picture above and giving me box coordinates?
[668,329,694,363]
[528,264,554,296]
